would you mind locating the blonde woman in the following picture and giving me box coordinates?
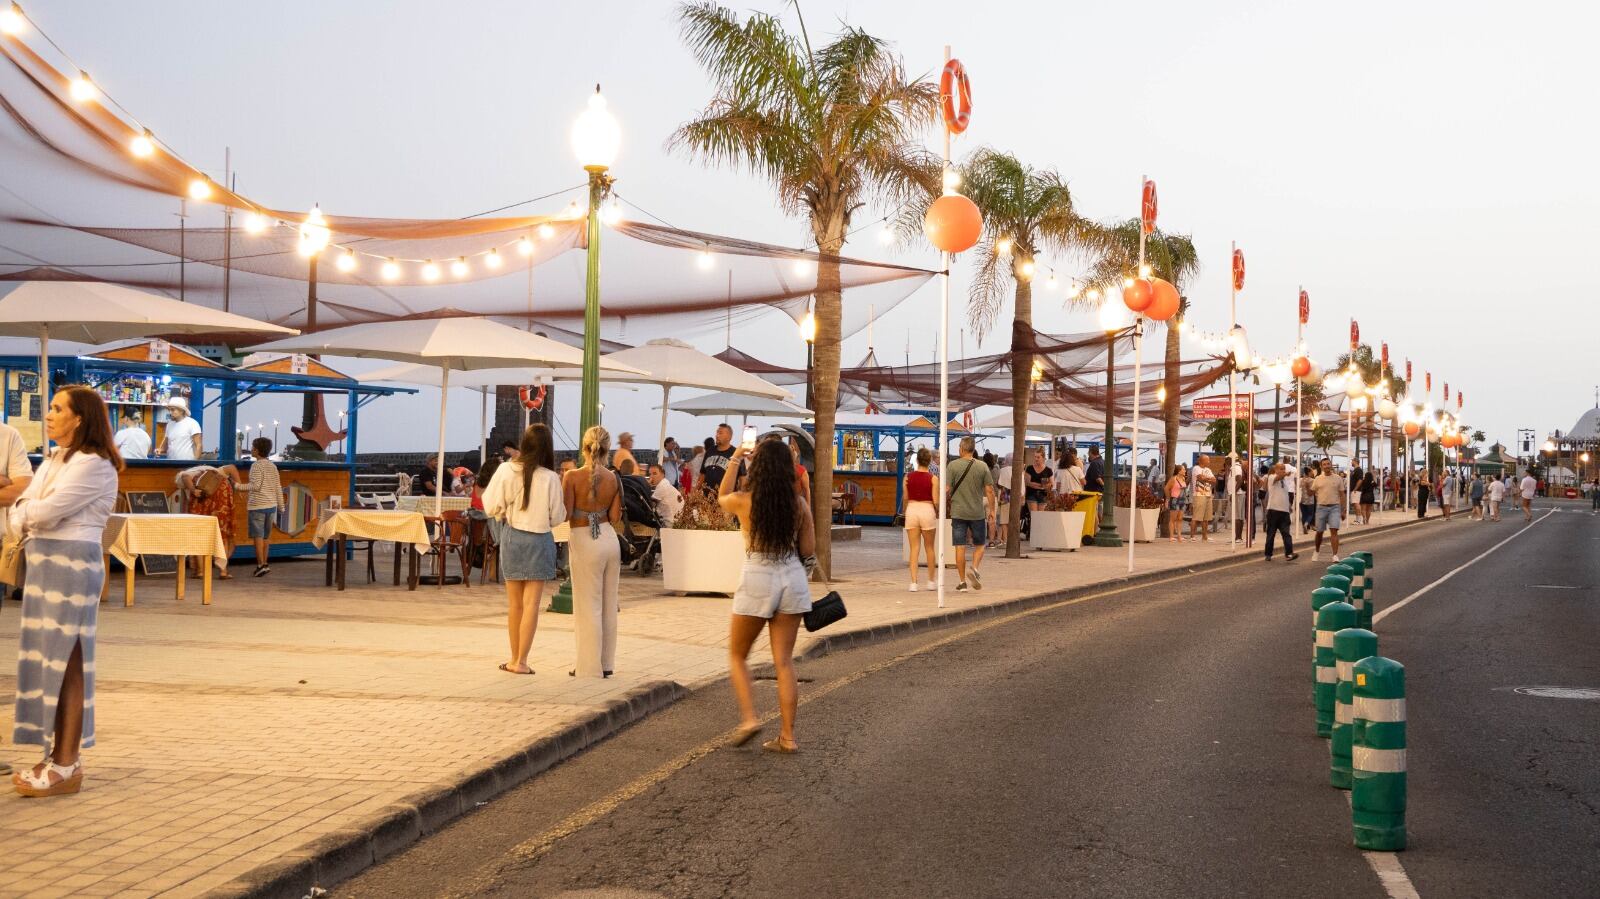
[901,447,939,591]
[562,426,622,678]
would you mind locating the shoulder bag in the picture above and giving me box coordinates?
[944,459,975,519]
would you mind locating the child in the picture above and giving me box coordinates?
[235,437,284,576]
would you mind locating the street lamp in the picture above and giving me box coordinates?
[572,85,620,436]
[1094,298,1126,547]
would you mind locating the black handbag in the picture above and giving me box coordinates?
[804,590,847,632]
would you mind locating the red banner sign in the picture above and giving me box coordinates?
[1192,396,1254,420]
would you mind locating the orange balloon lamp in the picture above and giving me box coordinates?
[1145,277,1181,321]
[923,194,983,253]
[1291,356,1312,378]
[1122,278,1153,313]
[1403,421,1421,438]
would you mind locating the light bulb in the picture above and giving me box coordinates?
[877,228,895,245]
[0,5,25,35]
[1122,277,1135,288]
[995,237,1013,257]
[1020,261,1035,279]
[335,250,356,273]
[517,236,534,256]
[562,201,583,220]
[242,212,267,235]
[381,259,400,281]
[697,250,714,270]
[942,168,961,191]
[1139,263,1152,278]
[537,223,555,239]
[799,311,817,343]
[570,86,621,170]
[130,130,155,158]
[1086,288,1101,302]
[1046,274,1058,291]
[188,178,213,201]
[1157,385,1168,404]
[485,248,502,269]
[297,205,330,257]
[600,200,622,225]
[451,257,469,278]
[792,258,814,276]
[1098,300,1127,331]
[421,260,440,282]
[69,72,97,103]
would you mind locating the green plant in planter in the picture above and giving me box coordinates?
[1042,491,1093,512]
[1115,483,1166,510]
[672,490,740,531]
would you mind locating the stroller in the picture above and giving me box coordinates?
[618,474,664,576]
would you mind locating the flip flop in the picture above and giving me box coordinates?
[730,722,762,747]
[761,738,798,754]
[497,663,534,675]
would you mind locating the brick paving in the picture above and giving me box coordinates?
[0,508,1415,897]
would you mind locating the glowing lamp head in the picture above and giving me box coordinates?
[1543,439,1556,453]
[1157,385,1168,404]
[1098,299,1128,331]
[517,236,535,256]
[381,259,400,281]
[485,248,502,270]
[1019,260,1036,280]
[297,205,331,257]
[130,130,156,158]
[697,249,714,270]
[536,223,556,239]
[571,85,621,170]
[941,168,962,192]
[451,257,469,278]
[187,178,213,201]
[1377,398,1397,419]
[995,236,1013,257]
[0,4,25,35]
[1344,378,1365,399]
[421,260,440,282]
[335,250,356,273]
[799,311,817,344]
[69,72,97,103]
[600,200,622,225]
[242,212,267,235]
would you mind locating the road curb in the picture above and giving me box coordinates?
[206,679,690,899]
[208,513,1426,898]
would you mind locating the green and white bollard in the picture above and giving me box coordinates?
[1331,627,1378,789]
[1353,656,1406,851]
[1315,600,1356,737]
[1320,572,1352,602]
[1350,551,1375,628]
[1328,560,1365,632]
[1311,586,1348,702]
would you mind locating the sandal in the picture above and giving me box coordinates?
[15,759,83,797]
[497,662,534,675]
[761,738,798,754]
[730,722,763,747]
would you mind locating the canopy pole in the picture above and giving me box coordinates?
[1128,176,1148,574]
[935,44,952,610]
[659,384,672,457]
[37,324,48,453]
[436,367,449,519]
[1228,239,1238,554]
[480,387,488,469]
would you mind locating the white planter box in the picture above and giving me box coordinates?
[1030,510,1085,551]
[1113,507,1161,543]
[660,527,745,595]
[902,525,957,567]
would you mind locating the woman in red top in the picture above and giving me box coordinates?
[902,447,941,591]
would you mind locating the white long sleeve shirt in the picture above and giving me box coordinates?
[9,448,119,543]
[482,461,565,533]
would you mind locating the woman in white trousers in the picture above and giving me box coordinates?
[562,425,622,678]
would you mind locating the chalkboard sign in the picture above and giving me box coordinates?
[122,492,179,575]
[27,394,40,421]
[17,373,37,393]
[5,392,19,418]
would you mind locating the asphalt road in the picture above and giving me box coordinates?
[339,499,1599,899]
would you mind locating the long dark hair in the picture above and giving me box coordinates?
[58,384,124,472]
[746,439,799,558]
[517,423,556,510]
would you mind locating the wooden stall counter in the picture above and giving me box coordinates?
[829,469,901,524]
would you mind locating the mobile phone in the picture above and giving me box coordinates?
[740,425,758,451]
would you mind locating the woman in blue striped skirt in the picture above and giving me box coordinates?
[9,385,121,798]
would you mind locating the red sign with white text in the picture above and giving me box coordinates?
[1192,396,1254,420]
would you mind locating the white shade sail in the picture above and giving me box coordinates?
[657,391,811,418]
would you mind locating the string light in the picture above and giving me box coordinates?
[1086,287,1101,301]
[381,258,400,280]
[517,235,534,256]
[450,256,469,277]
[421,260,440,282]
[877,227,895,245]
[561,201,583,220]
[536,223,555,240]
[942,169,962,191]
[0,4,26,36]
[1157,385,1168,404]
[129,129,155,158]
[600,200,622,225]
[995,237,1013,257]
[1019,260,1035,280]
[792,258,814,276]
[697,249,714,270]
[297,205,330,257]
[242,212,266,235]
[1045,273,1058,290]
[187,177,212,201]
[68,71,96,103]
[335,249,356,273]
[485,248,502,269]
[1122,276,1135,288]
[1139,263,1152,278]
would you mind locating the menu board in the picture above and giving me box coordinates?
[122,492,179,575]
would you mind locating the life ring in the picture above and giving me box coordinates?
[1141,179,1158,234]
[1231,248,1246,291]
[940,59,972,134]
[518,384,547,412]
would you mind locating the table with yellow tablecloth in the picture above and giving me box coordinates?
[101,513,229,607]
[313,509,431,590]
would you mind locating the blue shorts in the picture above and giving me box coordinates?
[951,517,988,546]
[499,526,558,581]
[731,555,812,618]
[1314,504,1342,531]
[1167,497,1184,511]
[247,508,275,539]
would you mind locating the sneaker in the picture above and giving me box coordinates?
[1263,555,1273,562]
[1312,551,1320,562]
[1331,554,1341,562]
[967,569,982,591]
[908,583,919,593]
[253,565,270,577]
[1286,552,1299,561]
[956,582,968,592]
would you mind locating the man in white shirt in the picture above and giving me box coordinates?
[0,416,34,547]
[647,463,683,523]
[1519,472,1538,521]
[114,410,152,460]
[161,396,202,460]
[1487,474,1505,521]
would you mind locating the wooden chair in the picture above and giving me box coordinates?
[467,514,500,585]
[341,496,378,583]
[834,482,861,525]
[425,511,472,588]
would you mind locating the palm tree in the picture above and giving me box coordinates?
[955,149,1101,558]
[1080,222,1200,534]
[669,2,938,576]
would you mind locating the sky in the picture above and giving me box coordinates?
[5,0,1598,456]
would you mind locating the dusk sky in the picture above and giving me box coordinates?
[5,0,1596,455]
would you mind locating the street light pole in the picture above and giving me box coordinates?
[572,85,621,437]
[1094,302,1123,548]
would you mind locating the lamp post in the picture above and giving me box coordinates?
[1543,438,1557,496]
[801,306,817,412]
[1094,296,1124,547]
[572,85,620,437]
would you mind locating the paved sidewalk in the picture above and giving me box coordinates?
[0,507,1417,898]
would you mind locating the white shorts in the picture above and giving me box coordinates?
[731,555,812,619]
[903,500,937,530]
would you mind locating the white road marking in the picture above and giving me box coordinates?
[1372,509,1554,625]
[1345,793,1422,898]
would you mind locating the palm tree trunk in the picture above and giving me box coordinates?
[1005,270,1033,558]
[1161,321,1181,536]
[809,208,847,580]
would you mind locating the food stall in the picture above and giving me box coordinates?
[0,340,410,561]
[808,411,997,525]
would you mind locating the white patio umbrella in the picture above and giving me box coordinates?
[248,317,648,517]
[657,390,812,430]
[551,338,791,451]
[358,363,564,467]
[0,281,298,444]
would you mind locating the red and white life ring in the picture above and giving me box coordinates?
[1231,248,1246,292]
[940,59,972,134]
[1141,179,1158,234]
[518,384,547,412]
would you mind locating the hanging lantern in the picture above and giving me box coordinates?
[1300,362,1322,385]
[1291,356,1312,378]
[1377,398,1397,419]
[1145,277,1180,321]
[1403,421,1421,438]
[1122,278,1153,313]
[1344,378,1365,399]
[923,194,983,253]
